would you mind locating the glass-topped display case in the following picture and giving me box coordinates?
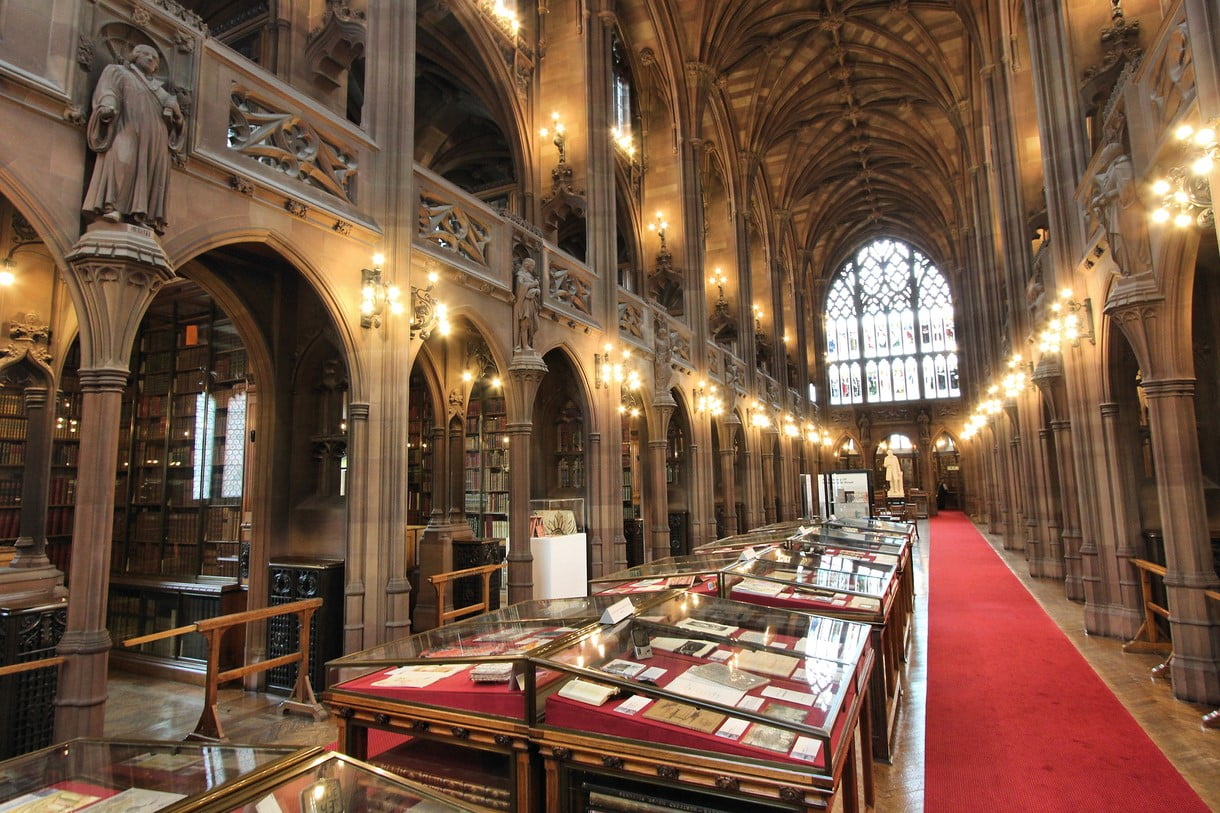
[821,515,916,544]
[719,547,898,621]
[323,596,627,813]
[0,739,313,812]
[587,552,740,596]
[199,750,483,812]
[530,592,875,811]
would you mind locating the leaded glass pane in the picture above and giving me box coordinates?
[879,359,893,401]
[866,360,879,401]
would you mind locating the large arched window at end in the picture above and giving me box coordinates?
[824,239,960,405]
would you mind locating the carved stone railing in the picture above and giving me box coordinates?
[543,247,597,326]
[414,165,511,292]
[193,40,378,226]
[618,291,650,349]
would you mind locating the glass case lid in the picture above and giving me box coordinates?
[589,553,742,593]
[785,526,908,556]
[722,546,897,600]
[197,750,482,812]
[326,596,624,673]
[532,593,871,759]
[821,515,915,537]
[0,739,313,812]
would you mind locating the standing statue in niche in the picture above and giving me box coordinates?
[1089,151,1151,277]
[83,44,185,235]
[514,257,541,352]
[884,448,905,498]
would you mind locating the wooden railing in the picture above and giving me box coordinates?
[0,656,65,678]
[428,562,505,627]
[1122,558,1173,656]
[1205,589,1220,730]
[122,598,326,741]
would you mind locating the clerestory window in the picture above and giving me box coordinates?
[824,239,960,405]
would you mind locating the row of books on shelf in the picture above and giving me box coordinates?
[466,397,505,416]
[465,414,506,433]
[46,506,74,536]
[0,477,21,504]
[0,441,25,465]
[484,519,509,539]
[204,506,242,540]
[49,475,76,505]
[557,458,585,489]
[52,420,80,441]
[0,391,23,415]
[0,417,28,440]
[556,423,584,452]
[0,506,20,538]
[485,491,509,512]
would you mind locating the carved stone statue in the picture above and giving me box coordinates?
[654,321,676,391]
[884,449,905,498]
[83,44,185,234]
[1089,151,1151,277]
[514,257,541,352]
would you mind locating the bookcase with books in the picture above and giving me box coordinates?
[0,387,26,551]
[46,344,82,577]
[406,371,434,527]
[552,398,585,493]
[464,385,508,543]
[112,289,248,581]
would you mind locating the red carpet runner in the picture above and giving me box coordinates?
[924,512,1209,812]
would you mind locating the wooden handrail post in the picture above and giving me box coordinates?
[428,561,506,627]
[123,597,328,741]
[1121,559,1173,656]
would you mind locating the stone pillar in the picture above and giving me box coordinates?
[1051,419,1086,600]
[55,224,174,740]
[760,434,776,524]
[1037,425,1065,578]
[718,443,739,537]
[506,355,547,605]
[1141,377,1220,703]
[343,402,369,651]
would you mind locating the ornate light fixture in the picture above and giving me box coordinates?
[1037,288,1094,352]
[540,111,567,165]
[360,253,401,329]
[610,125,637,159]
[647,212,668,252]
[1001,354,1029,399]
[595,344,641,390]
[693,380,724,416]
[411,271,449,339]
[1151,120,1217,229]
[749,400,771,428]
[709,267,727,303]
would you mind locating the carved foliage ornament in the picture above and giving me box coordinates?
[418,193,490,267]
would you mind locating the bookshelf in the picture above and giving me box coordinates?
[552,398,585,492]
[0,387,26,548]
[464,385,508,542]
[47,344,82,576]
[407,371,434,527]
[113,288,248,580]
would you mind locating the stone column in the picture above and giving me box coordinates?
[1051,418,1086,600]
[1140,377,1220,703]
[343,402,369,650]
[1037,425,1065,578]
[718,441,739,537]
[760,434,776,524]
[506,355,547,604]
[55,224,173,740]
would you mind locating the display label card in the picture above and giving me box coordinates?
[737,546,758,561]
[709,649,733,662]
[791,736,823,762]
[637,666,668,683]
[715,717,749,740]
[615,694,652,715]
[600,597,635,625]
[762,685,817,706]
[792,668,808,683]
[372,663,469,688]
[735,697,763,715]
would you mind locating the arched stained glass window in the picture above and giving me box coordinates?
[824,239,960,404]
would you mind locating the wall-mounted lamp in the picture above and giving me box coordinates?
[1001,353,1030,399]
[595,344,641,390]
[647,212,669,252]
[410,270,449,339]
[540,111,567,164]
[1037,288,1094,352]
[1151,120,1216,229]
[610,126,637,159]
[752,304,763,332]
[693,380,724,416]
[360,253,402,329]
[709,267,727,303]
[782,414,800,438]
[749,400,771,428]
[485,0,521,36]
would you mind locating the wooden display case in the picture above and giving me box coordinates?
[530,592,875,812]
[323,596,624,812]
[719,546,906,762]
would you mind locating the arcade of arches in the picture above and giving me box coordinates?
[0,0,1217,748]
